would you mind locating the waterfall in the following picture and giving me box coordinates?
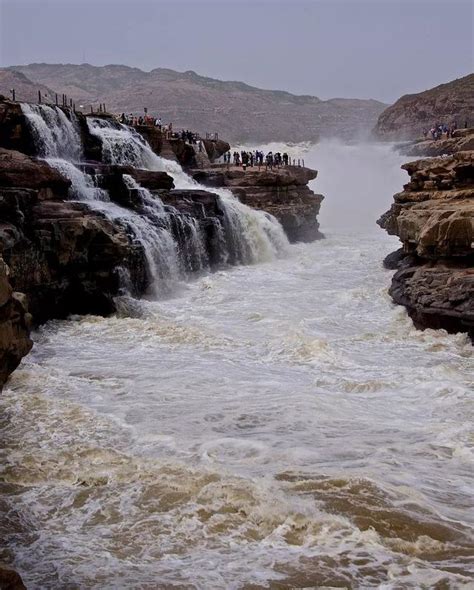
[20,104,289,296]
[21,103,83,161]
[20,105,184,293]
[87,118,289,264]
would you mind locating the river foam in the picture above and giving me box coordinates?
[1,142,473,589]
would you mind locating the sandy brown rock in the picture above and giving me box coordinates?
[400,128,474,158]
[380,153,474,257]
[379,151,474,340]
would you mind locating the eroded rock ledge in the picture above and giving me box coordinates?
[191,166,324,242]
[378,151,474,340]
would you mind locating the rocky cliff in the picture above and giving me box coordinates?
[192,166,324,242]
[3,64,387,143]
[0,101,229,168]
[373,74,474,141]
[0,98,324,386]
[378,152,474,340]
[0,256,32,387]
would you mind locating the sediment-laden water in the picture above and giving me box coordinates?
[1,143,473,589]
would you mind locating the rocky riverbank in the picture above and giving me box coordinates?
[378,151,474,340]
[191,165,324,242]
[0,99,324,390]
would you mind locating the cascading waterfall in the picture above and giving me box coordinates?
[21,103,83,161]
[20,103,289,296]
[87,117,290,264]
[21,103,106,202]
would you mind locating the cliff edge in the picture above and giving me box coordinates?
[191,165,324,243]
[378,151,474,340]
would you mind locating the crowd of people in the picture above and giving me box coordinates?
[422,120,468,140]
[118,113,165,129]
[222,150,304,169]
[117,113,207,146]
[116,113,307,168]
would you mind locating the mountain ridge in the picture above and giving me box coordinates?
[3,63,387,142]
[373,73,474,140]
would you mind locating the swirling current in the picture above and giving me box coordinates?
[1,141,472,589]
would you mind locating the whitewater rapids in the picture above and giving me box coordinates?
[1,142,473,589]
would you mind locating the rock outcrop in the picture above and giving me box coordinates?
[0,566,26,590]
[0,149,149,325]
[398,128,474,158]
[373,74,474,141]
[378,151,474,340]
[0,256,32,387]
[191,166,324,242]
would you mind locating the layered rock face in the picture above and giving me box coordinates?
[0,102,229,169]
[378,152,474,339]
[0,148,148,325]
[191,166,324,242]
[373,74,474,141]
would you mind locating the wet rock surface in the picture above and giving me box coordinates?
[0,256,32,388]
[0,98,324,386]
[190,166,324,242]
[0,151,148,326]
[379,151,474,340]
[0,566,27,590]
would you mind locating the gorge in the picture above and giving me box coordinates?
[1,0,473,584]
[1,136,472,588]
[0,98,324,385]
[0,99,473,590]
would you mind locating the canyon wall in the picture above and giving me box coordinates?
[0,98,324,387]
[379,151,474,340]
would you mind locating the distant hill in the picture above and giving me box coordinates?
[373,74,474,141]
[5,63,387,143]
[0,69,55,103]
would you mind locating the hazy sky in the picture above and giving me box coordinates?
[0,0,472,103]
